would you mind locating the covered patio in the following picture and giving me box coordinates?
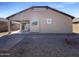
[7,20,30,34]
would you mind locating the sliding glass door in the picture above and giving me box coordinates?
[21,20,30,32]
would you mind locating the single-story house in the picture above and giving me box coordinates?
[73,18,79,33]
[7,6,74,34]
[0,18,20,32]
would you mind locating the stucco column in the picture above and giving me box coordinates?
[20,22,22,32]
[8,20,11,34]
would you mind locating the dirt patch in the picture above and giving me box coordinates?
[1,33,79,57]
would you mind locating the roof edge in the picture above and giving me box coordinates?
[7,6,75,19]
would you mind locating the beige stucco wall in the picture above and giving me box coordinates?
[8,8,72,33]
[38,9,72,33]
[73,23,79,33]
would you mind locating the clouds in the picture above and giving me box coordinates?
[48,4,64,8]
[48,2,78,8]
[62,2,78,5]
[47,2,79,17]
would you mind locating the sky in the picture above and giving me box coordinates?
[0,2,79,18]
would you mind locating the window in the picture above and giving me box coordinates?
[47,18,52,24]
[31,19,38,25]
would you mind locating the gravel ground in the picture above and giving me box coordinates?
[1,33,79,57]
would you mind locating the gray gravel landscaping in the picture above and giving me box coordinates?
[0,33,79,57]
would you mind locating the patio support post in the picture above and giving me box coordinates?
[8,20,11,34]
[20,22,22,32]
